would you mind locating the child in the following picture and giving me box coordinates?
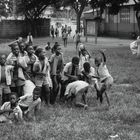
[81,62,98,85]
[0,54,13,105]
[64,80,89,109]
[18,42,27,57]
[49,44,64,104]
[73,30,81,52]
[18,87,41,120]
[6,43,27,97]
[60,56,80,99]
[45,42,51,51]
[51,42,58,54]
[25,45,37,81]
[62,29,68,47]
[33,48,51,105]
[26,32,33,45]
[79,44,91,71]
[0,92,23,123]
[94,51,113,103]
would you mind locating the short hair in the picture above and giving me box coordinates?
[83,62,90,70]
[10,92,18,98]
[33,87,41,95]
[72,56,79,64]
[35,47,43,57]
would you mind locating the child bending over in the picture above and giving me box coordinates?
[64,80,89,109]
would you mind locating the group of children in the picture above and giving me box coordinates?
[0,37,113,123]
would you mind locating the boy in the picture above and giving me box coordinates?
[18,87,41,120]
[49,44,64,104]
[94,51,113,103]
[62,29,68,47]
[60,56,80,100]
[33,48,51,105]
[0,54,13,105]
[0,92,23,123]
[65,80,89,109]
[6,43,27,97]
[25,45,37,81]
[26,32,33,46]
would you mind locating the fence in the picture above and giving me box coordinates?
[0,18,50,38]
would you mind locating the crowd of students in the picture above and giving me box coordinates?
[0,37,113,123]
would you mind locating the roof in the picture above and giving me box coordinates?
[125,0,135,5]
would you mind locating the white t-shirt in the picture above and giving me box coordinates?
[65,80,89,96]
[97,63,111,81]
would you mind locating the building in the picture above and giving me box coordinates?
[83,0,139,38]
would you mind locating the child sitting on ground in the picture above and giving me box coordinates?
[64,80,89,109]
[45,42,51,51]
[18,87,41,121]
[0,92,23,123]
[94,50,113,103]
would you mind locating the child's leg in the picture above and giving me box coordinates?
[75,88,88,108]
[42,85,50,105]
[51,75,59,104]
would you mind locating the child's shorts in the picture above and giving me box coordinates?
[102,76,113,89]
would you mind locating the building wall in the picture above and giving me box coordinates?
[0,18,50,38]
[103,5,139,38]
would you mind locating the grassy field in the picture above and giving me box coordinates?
[0,37,140,140]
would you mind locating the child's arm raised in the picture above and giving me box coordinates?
[99,50,106,65]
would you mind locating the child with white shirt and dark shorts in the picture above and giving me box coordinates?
[94,51,113,103]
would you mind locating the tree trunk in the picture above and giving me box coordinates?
[77,13,81,33]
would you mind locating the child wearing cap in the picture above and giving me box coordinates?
[64,80,89,109]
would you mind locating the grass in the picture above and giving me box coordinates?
[0,37,140,140]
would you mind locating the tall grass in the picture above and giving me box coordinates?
[0,38,140,140]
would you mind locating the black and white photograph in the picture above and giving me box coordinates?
[0,0,140,139]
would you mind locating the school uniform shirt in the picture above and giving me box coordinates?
[97,63,112,81]
[65,80,89,96]
[0,102,22,121]
[62,62,80,81]
[49,53,64,75]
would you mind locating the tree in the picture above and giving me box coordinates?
[61,0,89,32]
[0,0,10,18]
[16,0,60,36]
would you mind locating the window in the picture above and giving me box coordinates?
[120,7,130,23]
